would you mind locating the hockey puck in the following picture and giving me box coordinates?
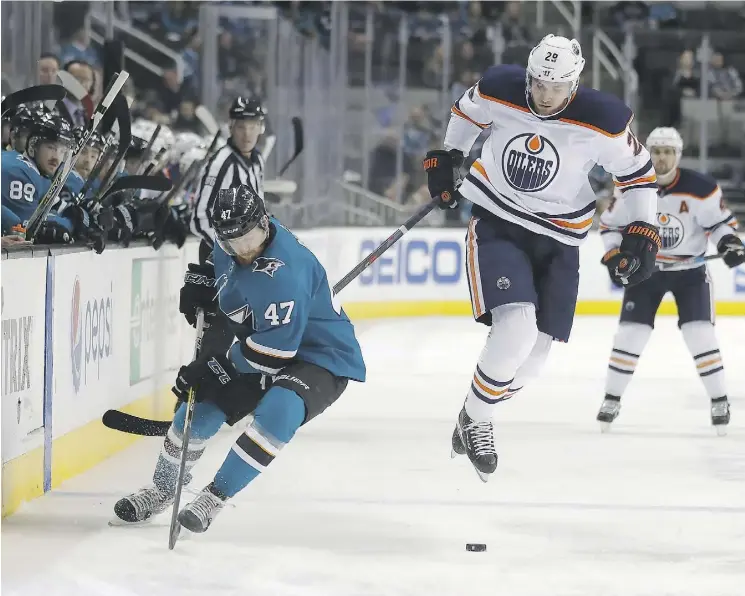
[466,543,487,552]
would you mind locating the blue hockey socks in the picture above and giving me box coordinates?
[212,387,305,498]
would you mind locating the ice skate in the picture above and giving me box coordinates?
[596,394,621,432]
[112,485,175,525]
[451,426,466,458]
[454,407,497,482]
[711,397,730,436]
[178,484,226,533]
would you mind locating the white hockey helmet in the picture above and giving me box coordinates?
[525,34,586,118]
[179,145,207,175]
[645,127,683,153]
[173,132,205,159]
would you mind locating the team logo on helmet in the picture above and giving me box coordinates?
[501,133,560,193]
[253,257,285,277]
[656,213,684,250]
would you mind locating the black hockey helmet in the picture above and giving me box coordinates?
[211,184,269,257]
[228,96,266,121]
[10,105,42,135]
[127,136,149,158]
[73,126,106,151]
[26,113,74,155]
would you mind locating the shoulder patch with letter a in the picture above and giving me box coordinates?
[253,257,285,277]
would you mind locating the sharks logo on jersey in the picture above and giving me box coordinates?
[501,133,560,192]
[253,257,285,277]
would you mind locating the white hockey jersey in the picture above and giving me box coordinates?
[600,167,738,271]
[445,64,657,246]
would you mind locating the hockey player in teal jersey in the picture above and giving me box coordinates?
[1,113,75,239]
[113,184,366,532]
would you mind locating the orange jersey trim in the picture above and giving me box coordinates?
[472,160,490,182]
[451,106,490,129]
[473,375,510,397]
[477,89,531,114]
[615,175,657,188]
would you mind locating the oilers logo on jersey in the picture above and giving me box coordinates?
[656,213,685,250]
[502,133,559,192]
[253,257,285,277]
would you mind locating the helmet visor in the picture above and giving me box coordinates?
[216,221,267,257]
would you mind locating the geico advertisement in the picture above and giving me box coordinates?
[1,258,46,461]
[343,230,466,300]
[334,230,745,303]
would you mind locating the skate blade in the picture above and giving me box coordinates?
[108,516,155,528]
[598,421,613,433]
[714,425,728,437]
[474,467,491,483]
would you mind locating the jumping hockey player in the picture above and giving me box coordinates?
[424,34,661,481]
[113,184,365,532]
[597,127,743,435]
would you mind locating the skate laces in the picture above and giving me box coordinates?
[464,420,495,457]
[189,490,224,522]
[711,401,729,416]
[129,486,169,517]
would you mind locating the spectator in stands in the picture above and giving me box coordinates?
[173,97,201,134]
[58,26,100,69]
[181,32,201,95]
[158,67,185,119]
[500,2,531,46]
[57,61,95,127]
[369,130,411,201]
[610,1,650,32]
[674,49,700,97]
[708,52,743,100]
[151,1,198,46]
[38,54,60,86]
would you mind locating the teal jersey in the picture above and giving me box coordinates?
[214,219,366,382]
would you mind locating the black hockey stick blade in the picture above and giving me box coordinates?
[278,117,304,176]
[2,84,66,117]
[102,410,170,436]
[99,173,173,207]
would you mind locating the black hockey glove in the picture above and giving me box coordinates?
[172,352,237,403]
[35,220,73,245]
[179,262,221,327]
[64,204,107,254]
[717,234,745,269]
[423,149,463,210]
[601,221,661,287]
[110,204,136,247]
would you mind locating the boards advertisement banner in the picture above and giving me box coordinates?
[1,257,47,463]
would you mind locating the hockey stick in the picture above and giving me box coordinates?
[278,117,303,176]
[169,309,206,550]
[1,84,66,117]
[135,124,162,175]
[25,71,129,240]
[102,199,439,437]
[658,253,723,270]
[72,94,132,205]
[98,174,173,208]
[56,71,95,120]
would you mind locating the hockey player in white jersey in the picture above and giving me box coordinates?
[423,34,662,481]
[597,127,743,435]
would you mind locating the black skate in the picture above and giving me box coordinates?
[453,407,497,482]
[112,485,174,525]
[711,397,730,436]
[596,394,621,432]
[178,483,227,533]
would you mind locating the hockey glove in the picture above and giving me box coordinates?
[172,352,237,403]
[601,221,661,287]
[35,220,73,245]
[64,204,107,254]
[179,262,221,326]
[110,204,136,247]
[423,149,463,210]
[716,234,745,269]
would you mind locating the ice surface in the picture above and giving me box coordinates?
[2,316,744,596]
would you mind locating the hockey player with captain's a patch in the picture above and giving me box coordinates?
[597,127,743,435]
[113,184,365,533]
[423,34,662,482]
